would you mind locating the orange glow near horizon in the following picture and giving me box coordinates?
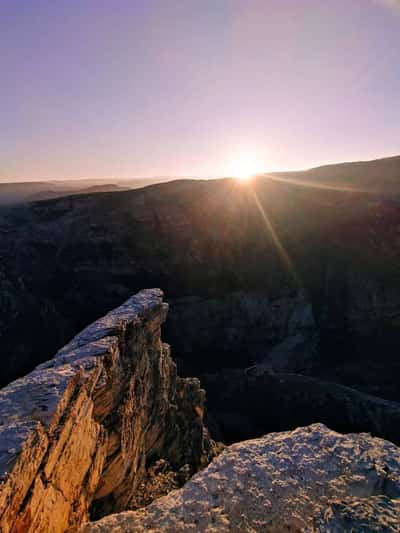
[225,152,266,182]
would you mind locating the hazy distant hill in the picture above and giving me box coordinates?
[0,176,178,205]
[2,155,398,206]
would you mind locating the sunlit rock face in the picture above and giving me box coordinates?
[0,289,217,533]
[79,424,400,533]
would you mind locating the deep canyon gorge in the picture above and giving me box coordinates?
[1,155,400,530]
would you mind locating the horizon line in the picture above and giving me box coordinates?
[1,151,399,184]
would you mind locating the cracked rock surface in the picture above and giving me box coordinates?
[80,423,400,533]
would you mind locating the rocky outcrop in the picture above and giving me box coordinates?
[80,423,400,532]
[0,289,217,533]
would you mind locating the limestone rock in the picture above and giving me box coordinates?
[79,423,400,533]
[316,496,400,532]
[0,289,216,533]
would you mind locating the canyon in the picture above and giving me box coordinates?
[1,157,400,442]
[0,155,400,530]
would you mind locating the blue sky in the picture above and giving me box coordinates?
[1,0,399,181]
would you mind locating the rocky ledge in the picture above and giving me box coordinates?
[80,423,400,533]
[0,289,217,533]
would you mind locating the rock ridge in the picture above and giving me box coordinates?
[0,289,216,533]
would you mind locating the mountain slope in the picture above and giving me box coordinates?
[0,155,399,417]
[273,154,400,193]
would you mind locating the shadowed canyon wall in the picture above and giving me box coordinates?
[1,172,399,401]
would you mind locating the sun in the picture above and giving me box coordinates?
[225,153,265,182]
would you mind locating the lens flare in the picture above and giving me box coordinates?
[225,153,266,181]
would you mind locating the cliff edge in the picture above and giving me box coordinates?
[0,289,217,533]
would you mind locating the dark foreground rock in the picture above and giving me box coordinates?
[79,423,400,533]
[0,289,217,533]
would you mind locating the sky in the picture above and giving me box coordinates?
[1,0,400,181]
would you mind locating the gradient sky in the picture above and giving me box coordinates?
[1,0,400,181]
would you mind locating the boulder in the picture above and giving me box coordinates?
[80,423,400,532]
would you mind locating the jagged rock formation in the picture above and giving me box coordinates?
[80,423,400,533]
[0,289,217,533]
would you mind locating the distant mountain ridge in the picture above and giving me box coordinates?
[1,154,399,205]
[0,177,178,205]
